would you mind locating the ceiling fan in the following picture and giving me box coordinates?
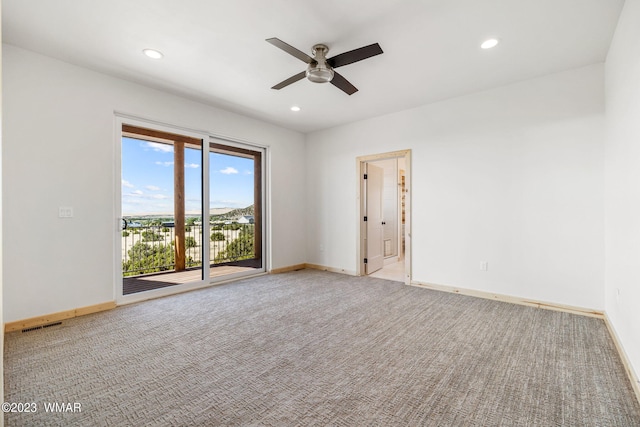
[266,38,383,95]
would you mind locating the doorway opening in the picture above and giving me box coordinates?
[357,150,411,284]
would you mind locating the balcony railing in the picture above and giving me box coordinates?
[122,223,255,277]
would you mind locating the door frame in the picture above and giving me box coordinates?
[208,137,267,284]
[356,149,412,285]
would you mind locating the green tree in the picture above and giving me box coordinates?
[123,241,197,276]
[215,226,254,263]
[210,232,226,242]
[185,236,197,248]
[142,230,163,242]
[123,242,174,275]
[122,231,130,237]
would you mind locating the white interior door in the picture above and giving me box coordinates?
[366,163,384,274]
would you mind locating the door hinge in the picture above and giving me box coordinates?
[364,174,368,179]
[364,216,367,222]
[364,258,368,264]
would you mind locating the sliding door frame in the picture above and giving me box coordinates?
[114,114,269,305]
[208,137,267,284]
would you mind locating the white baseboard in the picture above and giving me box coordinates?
[270,264,306,274]
[410,280,604,318]
[304,263,357,276]
[270,263,357,276]
[5,301,116,333]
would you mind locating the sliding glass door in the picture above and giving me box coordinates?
[120,125,203,295]
[117,121,266,298]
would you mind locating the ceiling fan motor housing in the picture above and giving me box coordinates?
[306,44,334,83]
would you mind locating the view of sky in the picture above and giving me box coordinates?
[121,137,254,216]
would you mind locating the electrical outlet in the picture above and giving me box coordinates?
[58,207,74,218]
[480,261,488,271]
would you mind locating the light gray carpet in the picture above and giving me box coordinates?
[4,270,640,426]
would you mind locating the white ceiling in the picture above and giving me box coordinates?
[2,0,624,133]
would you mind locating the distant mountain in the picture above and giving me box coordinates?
[211,205,254,220]
[126,206,246,220]
[208,207,235,216]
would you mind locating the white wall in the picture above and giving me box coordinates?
[2,45,307,323]
[604,0,640,391]
[306,64,605,310]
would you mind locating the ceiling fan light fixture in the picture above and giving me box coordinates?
[306,67,334,83]
[305,43,334,83]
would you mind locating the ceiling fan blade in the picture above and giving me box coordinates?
[327,43,383,68]
[330,71,358,95]
[266,38,315,64]
[271,71,307,90]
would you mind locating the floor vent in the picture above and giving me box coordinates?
[22,322,62,333]
[43,322,62,329]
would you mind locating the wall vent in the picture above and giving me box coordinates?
[384,239,392,257]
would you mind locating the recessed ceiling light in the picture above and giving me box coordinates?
[143,49,164,59]
[481,38,499,49]
[290,106,301,112]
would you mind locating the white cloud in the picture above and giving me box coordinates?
[143,142,173,153]
[145,185,161,191]
[132,190,144,195]
[152,194,168,199]
[122,179,134,188]
[155,161,174,167]
[220,167,238,175]
[244,170,253,175]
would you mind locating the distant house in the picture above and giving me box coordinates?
[238,216,254,224]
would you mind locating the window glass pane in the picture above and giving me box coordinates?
[121,133,203,295]
[209,147,262,280]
